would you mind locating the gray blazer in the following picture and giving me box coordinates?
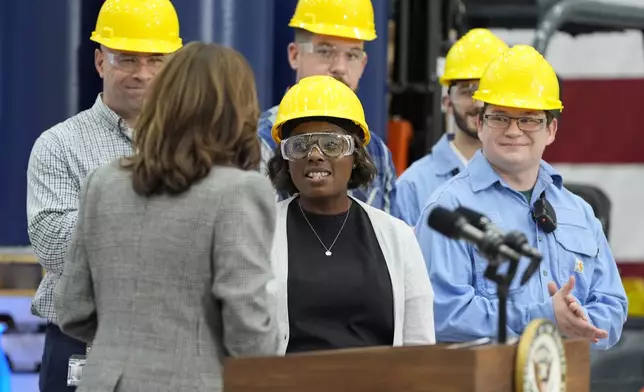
[55,160,280,392]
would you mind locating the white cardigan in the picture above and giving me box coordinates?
[269,195,436,354]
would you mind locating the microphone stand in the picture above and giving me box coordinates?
[477,232,521,345]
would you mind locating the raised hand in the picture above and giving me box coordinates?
[547,276,608,343]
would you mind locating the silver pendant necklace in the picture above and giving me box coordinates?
[298,201,351,256]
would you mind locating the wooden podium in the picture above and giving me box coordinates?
[223,338,590,392]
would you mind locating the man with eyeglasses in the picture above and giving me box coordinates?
[257,0,398,215]
[394,29,508,226]
[26,1,181,390]
[414,45,627,349]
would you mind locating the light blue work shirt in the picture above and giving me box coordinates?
[395,134,466,226]
[414,150,628,350]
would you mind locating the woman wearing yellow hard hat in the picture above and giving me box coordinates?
[266,75,435,354]
[414,45,627,350]
[258,0,399,217]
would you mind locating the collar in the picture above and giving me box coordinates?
[262,105,279,125]
[92,94,131,137]
[468,150,563,193]
[432,133,465,176]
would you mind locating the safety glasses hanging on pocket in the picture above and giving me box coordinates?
[280,132,355,161]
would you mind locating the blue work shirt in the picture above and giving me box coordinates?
[395,134,466,226]
[414,150,628,350]
[257,105,398,215]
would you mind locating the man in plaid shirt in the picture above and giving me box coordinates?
[257,0,397,215]
[25,1,182,390]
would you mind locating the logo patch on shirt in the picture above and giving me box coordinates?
[574,259,584,273]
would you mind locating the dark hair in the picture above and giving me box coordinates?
[266,118,377,196]
[120,42,260,196]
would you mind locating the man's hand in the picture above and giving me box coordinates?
[547,276,608,343]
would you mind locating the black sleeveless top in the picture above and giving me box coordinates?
[286,199,394,353]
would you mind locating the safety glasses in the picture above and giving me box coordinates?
[280,132,355,161]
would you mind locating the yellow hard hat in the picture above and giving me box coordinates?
[440,28,509,86]
[289,0,376,41]
[472,44,563,111]
[90,0,182,54]
[271,75,371,146]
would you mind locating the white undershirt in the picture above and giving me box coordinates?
[449,141,469,166]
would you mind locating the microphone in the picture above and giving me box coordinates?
[455,206,542,260]
[455,206,500,233]
[427,207,521,264]
[455,206,542,284]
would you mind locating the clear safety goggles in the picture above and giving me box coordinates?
[450,81,479,103]
[298,42,365,66]
[281,132,355,161]
[105,51,167,73]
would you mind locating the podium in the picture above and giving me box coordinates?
[223,338,590,392]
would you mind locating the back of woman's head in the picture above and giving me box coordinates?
[122,42,260,196]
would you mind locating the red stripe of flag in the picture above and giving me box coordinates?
[544,79,644,164]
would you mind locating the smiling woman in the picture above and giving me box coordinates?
[266,75,436,355]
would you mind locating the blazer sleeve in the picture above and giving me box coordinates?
[400,223,436,345]
[211,172,280,357]
[54,167,98,344]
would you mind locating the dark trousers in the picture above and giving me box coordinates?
[39,323,86,392]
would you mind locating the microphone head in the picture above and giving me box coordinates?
[455,206,487,230]
[427,207,463,239]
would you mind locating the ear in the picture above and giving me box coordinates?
[362,52,368,69]
[476,112,484,133]
[287,42,299,71]
[546,118,558,146]
[95,48,105,78]
[442,94,452,112]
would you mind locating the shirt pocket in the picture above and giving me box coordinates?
[470,212,526,298]
[472,248,527,298]
[553,209,598,300]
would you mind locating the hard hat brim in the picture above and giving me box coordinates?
[439,74,482,87]
[473,92,564,112]
[288,21,376,41]
[91,34,183,54]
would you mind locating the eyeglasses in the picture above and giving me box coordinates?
[106,51,167,73]
[299,42,365,65]
[281,132,355,161]
[451,82,479,102]
[483,114,546,132]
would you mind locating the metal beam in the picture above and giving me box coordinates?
[534,0,644,54]
[426,0,444,153]
[397,0,411,85]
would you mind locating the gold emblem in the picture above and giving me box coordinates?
[515,319,566,392]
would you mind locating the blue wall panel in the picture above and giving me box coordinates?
[271,0,299,109]
[0,1,89,245]
[174,0,276,111]
[357,0,390,141]
[0,1,389,246]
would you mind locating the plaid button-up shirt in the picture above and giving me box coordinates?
[26,94,134,324]
[257,105,398,215]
